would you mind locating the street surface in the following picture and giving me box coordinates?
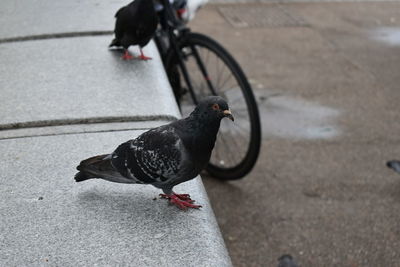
[192,2,400,266]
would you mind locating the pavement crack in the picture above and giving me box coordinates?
[0,31,113,44]
[0,115,178,131]
[0,127,153,141]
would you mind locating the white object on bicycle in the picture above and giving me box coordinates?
[181,0,209,23]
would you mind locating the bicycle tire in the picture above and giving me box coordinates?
[165,32,261,180]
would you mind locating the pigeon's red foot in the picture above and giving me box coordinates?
[160,193,193,202]
[175,193,193,202]
[122,50,134,60]
[160,193,202,210]
[138,54,152,61]
[138,49,152,61]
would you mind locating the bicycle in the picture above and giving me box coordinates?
[154,0,261,180]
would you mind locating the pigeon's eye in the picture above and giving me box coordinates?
[212,104,220,110]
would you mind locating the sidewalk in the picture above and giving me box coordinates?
[0,0,231,266]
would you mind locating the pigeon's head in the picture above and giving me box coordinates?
[193,96,234,122]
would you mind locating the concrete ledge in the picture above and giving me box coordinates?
[0,0,125,39]
[0,37,180,126]
[0,131,232,266]
[0,1,232,264]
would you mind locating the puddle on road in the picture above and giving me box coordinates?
[369,27,400,46]
[257,93,340,140]
[181,87,340,140]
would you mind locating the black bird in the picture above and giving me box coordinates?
[387,160,400,174]
[109,0,159,60]
[277,254,299,267]
[75,96,234,210]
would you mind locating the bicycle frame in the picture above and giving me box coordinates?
[155,0,218,105]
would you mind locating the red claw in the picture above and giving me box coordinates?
[159,193,202,210]
[138,49,152,61]
[122,50,134,60]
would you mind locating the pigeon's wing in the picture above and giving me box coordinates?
[111,126,182,184]
[136,18,158,47]
[75,154,135,184]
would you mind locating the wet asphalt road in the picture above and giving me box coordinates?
[190,2,400,266]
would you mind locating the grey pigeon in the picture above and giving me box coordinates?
[387,160,400,174]
[75,96,234,210]
[278,254,299,267]
[109,0,158,60]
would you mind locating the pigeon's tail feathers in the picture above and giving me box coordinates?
[77,154,110,170]
[75,154,135,184]
[75,154,114,182]
[109,38,121,47]
[387,160,400,174]
[74,171,93,182]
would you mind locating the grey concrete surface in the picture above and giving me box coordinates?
[0,0,232,265]
[0,37,180,127]
[0,0,125,39]
[0,131,231,266]
[191,2,400,266]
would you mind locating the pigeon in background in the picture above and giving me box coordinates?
[109,0,158,60]
[278,254,299,267]
[387,160,400,174]
[75,96,234,210]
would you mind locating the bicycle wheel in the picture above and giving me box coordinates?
[165,32,261,180]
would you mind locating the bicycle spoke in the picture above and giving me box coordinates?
[234,117,251,130]
[203,46,211,69]
[215,59,232,91]
[212,133,225,166]
[224,125,249,146]
[219,72,236,92]
[215,59,223,90]
[228,128,250,147]
[215,55,225,89]
[215,133,238,167]
[225,131,245,156]
[196,45,240,99]
[232,108,248,114]
[217,124,248,165]
[226,117,250,135]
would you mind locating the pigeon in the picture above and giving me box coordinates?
[109,0,159,60]
[277,254,299,267]
[387,160,400,174]
[75,96,234,210]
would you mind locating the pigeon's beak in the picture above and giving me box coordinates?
[223,109,234,121]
